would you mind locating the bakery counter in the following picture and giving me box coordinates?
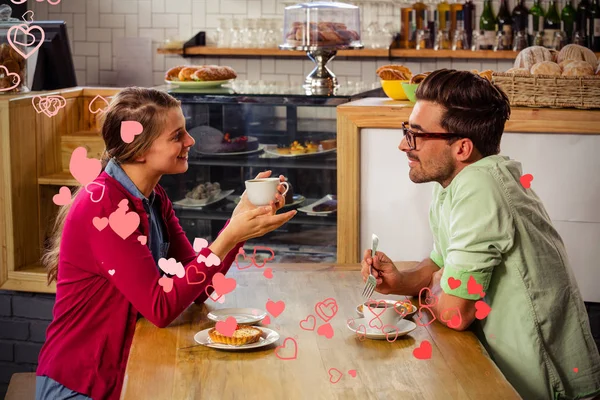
[336,98,600,302]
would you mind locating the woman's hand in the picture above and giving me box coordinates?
[224,205,297,244]
[232,170,286,218]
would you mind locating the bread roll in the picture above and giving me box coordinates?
[514,46,554,70]
[530,61,562,76]
[561,60,595,76]
[559,59,578,70]
[557,44,598,70]
[505,67,530,75]
[479,70,493,81]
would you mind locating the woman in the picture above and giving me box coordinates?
[35,87,296,400]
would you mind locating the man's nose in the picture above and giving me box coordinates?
[398,136,410,152]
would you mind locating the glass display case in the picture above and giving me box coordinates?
[158,80,383,263]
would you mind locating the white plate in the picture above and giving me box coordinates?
[195,144,266,157]
[297,195,337,216]
[356,300,417,319]
[207,308,268,324]
[346,317,417,340]
[165,79,234,88]
[194,326,280,350]
[173,189,235,208]
[263,146,336,158]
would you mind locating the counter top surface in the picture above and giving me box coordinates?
[122,263,519,400]
[338,98,600,134]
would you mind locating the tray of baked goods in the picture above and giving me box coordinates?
[164,64,237,88]
[493,44,600,109]
[297,195,337,216]
[190,126,265,157]
[174,182,235,208]
[263,140,336,158]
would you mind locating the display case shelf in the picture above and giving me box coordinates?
[187,154,337,170]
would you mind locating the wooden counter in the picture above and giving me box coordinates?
[122,263,519,400]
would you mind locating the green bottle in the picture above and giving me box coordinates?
[561,0,576,42]
[528,0,545,45]
[544,0,562,47]
[480,0,497,49]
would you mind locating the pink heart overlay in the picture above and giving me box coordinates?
[158,276,173,293]
[274,337,298,361]
[314,298,338,323]
[52,186,71,206]
[441,307,463,328]
[193,237,209,252]
[0,66,21,92]
[415,307,437,327]
[7,24,45,60]
[88,94,109,114]
[120,121,144,144]
[185,265,207,285]
[215,316,237,337]
[520,173,533,189]
[475,300,491,320]
[212,273,236,295]
[204,285,222,302]
[413,340,432,360]
[383,325,400,342]
[299,315,316,331]
[348,370,357,378]
[84,182,105,203]
[235,248,253,270]
[262,315,271,325]
[197,253,221,267]
[108,200,140,240]
[137,235,147,245]
[108,269,115,276]
[328,368,342,384]
[32,95,66,118]
[355,324,367,341]
[467,276,485,298]
[263,268,273,279]
[419,287,439,308]
[22,11,34,22]
[266,299,285,318]
[251,246,275,268]
[92,217,109,231]
[69,147,101,187]
[447,277,462,290]
[317,322,334,339]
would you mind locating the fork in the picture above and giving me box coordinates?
[361,234,379,300]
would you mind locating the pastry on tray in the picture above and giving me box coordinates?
[285,21,360,47]
[208,324,262,346]
[313,199,337,212]
[377,64,413,81]
[186,182,221,200]
[165,65,237,82]
[277,141,328,155]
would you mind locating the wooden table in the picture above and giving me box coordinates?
[121,263,520,400]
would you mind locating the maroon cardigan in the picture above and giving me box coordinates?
[36,171,244,399]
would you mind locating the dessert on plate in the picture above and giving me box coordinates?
[165,65,237,82]
[186,182,221,200]
[208,324,262,346]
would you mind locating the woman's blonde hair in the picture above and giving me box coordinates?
[42,87,181,284]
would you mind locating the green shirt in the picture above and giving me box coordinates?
[429,155,600,400]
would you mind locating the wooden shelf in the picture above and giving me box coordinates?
[38,171,78,186]
[157,46,523,59]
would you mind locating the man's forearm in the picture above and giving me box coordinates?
[394,258,441,296]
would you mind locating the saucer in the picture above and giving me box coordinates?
[356,300,417,319]
[346,317,417,340]
[207,308,267,324]
[194,326,279,350]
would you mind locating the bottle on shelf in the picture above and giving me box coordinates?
[480,0,498,49]
[453,10,469,49]
[576,0,590,43]
[512,0,529,38]
[561,0,576,43]
[590,0,600,50]
[497,0,514,49]
[409,9,418,48]
[400,6,414,48]
[450,0,464,32]
[528,0,545,45]
[463,0,476,49]
[544,0,562,47]
[413,0,428,30]
[438,0,451,32]
[429,10,439,48]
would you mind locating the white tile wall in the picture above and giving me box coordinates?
[31,0,522,87]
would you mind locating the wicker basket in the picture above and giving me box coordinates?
[492,72,600,109]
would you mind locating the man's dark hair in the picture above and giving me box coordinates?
[415,69,511,157]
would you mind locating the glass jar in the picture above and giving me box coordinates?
[0,4,29,94]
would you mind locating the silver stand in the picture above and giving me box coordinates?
[305,48,339,89]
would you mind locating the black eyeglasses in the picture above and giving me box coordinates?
[402,121,466,150]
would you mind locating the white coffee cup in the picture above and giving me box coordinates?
[244,178,289,206]
[363,300,405,332]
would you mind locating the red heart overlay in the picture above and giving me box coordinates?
[186,265,206,285]
[314,298,338,323]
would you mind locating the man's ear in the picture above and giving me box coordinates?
[454,138,476,162]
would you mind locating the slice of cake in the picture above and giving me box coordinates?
[208,324,262,346]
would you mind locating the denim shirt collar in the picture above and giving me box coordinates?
[104,158,155,207]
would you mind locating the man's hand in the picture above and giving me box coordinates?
[361,250,402,295]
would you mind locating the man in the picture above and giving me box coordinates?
[361,69,600,400]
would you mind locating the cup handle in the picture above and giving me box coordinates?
[279,182,289,197]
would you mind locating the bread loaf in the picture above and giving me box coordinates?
[557,44,598,70]
[561,60,595,76]
[514,46,554,70]
[559,59,578,70]
[505,67,530,75]
[530,61,562,76]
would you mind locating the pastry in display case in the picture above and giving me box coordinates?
[279,1,363,90]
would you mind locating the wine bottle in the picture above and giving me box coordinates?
[561,0,576,42]
[576,0,590,41]
[544,0,562,47]
[498,0,514,49]
[480,0,497,50]
[438,0,451,32]
[413,0,428,30]
[528,0,545,45]
[409,9,418,48]
[590,0,600,50]
[463,0,476,49]
[512,0,529,36]
[400,7,414,48]
[450,0,464,32]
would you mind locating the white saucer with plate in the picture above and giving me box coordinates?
[207,308,267,324]
[356,300,417,319]
[346,317,417,340]
[194,326,280,351]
